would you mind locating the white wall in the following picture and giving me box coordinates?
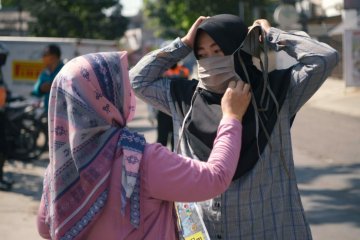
[0,37,119,95]
[321,0,343,17]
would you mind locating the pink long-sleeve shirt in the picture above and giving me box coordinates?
[37,117,242,240]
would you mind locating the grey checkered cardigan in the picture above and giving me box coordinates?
[130,27,339,240]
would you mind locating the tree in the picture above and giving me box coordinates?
[143,0,278,39]
[2,0,129,40]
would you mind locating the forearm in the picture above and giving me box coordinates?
[267,27,339,114]
[146,117,242,202]
[129,38,192,113]
[268,27,338,65]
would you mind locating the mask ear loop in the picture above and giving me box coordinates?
[259,28,290,177]
[237,33,290,178]
[175,87,199,154]
[237,51,269,158]
[259,30,269,111]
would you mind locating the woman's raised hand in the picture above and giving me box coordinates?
[221,81,251,122]
[251,19,271,36]
[181,16,209,49]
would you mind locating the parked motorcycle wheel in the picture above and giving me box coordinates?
[7,117,44,161]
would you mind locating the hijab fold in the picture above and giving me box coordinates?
[43,52,145,240]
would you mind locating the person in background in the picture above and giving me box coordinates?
[32,44,64,111]
[163,62,190,79]
[157,62,190,150]
[0,95,9,191]
[36,51,251,240]
[0,84,9,191]
[0,43,11,191]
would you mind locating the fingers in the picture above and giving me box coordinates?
[235,81,245,91]
[243,82,251,96]
[227,81,251,97]
[221,81,252,122]
[236,82,251,101]
[252,19,271,34]
[182,16,209,49]
[194,16,208,27]
[227,81,237,89]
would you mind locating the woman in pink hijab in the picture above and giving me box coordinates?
[37,51,250,240]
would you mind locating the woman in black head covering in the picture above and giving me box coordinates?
[130,14,338,239]
[179,14,293,180]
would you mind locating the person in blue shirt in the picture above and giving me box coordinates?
[32,44,64,111]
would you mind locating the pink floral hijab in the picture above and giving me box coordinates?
[42,52,145,240]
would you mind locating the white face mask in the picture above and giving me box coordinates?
[197,54,241,94]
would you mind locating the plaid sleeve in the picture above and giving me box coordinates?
[267,28,339,117]
[129,38,192,115]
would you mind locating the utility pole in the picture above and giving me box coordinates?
[343,0,360,87]
[238,1,245,20]
[18,4,23,36]
[297,0,308,32]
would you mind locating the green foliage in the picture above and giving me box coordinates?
[2,0,129,40]
[143,0,277,38]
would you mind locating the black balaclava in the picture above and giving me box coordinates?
[171,14,293,180]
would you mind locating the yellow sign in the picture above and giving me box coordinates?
[12,60,44,82]
[185,231,205,240]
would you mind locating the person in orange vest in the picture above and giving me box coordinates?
[0,43,8,108]
[163,63,190,79]
[157,63,190,150]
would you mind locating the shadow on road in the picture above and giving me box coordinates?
[296,163,360,227]
[7,171,43,201]
[296,163,360,184]
[4,158,49,201]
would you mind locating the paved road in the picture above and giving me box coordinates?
[292,107,360,240]
[0,78,359,239]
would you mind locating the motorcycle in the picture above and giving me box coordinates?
[0,42,48,162]
[3,96,48,162]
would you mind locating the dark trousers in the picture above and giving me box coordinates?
[0,111,6,180]
[0,155,5,180]
[156,111,174,150]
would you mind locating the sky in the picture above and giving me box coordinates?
[119,0,344,18]
[120,0,143,17]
